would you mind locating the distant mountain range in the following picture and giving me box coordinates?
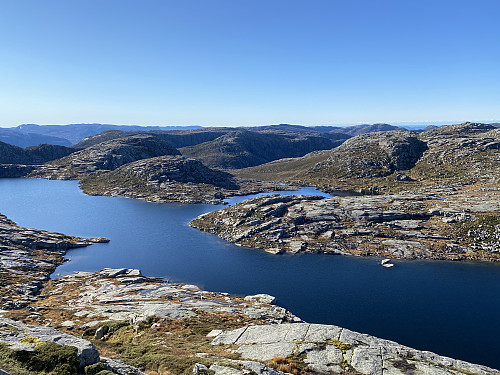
[247,123,402,137]
[0,123,203,147]
[2,122,499,176]
[0,122,409,148]
[1,122,499,149]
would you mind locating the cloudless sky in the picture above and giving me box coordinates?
[0,0,499,127]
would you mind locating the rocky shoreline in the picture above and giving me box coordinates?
[1,268,498,375]
[190,184,500,261]
[0,212,108,309]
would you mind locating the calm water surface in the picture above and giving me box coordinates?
[1,178,500,369]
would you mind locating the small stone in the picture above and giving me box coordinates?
[94,325,109,340]
[193,363,209,374]
[244,294,276,304]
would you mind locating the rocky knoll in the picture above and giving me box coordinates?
[0,212,108,309]
[235,122,500,195]
[32,268,299,328]
[30,135,181,180]
[79,155,242,204]
[308,130,427,179]
[190,193,500,260]
[412,123,500,184]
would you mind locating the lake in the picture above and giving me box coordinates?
[1,178,499,369]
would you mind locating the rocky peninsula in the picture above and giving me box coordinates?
[194,122,500,261]
[0,212,108,310]
[29,135,181,181]
[78,155,296,204]
[190,188,500,260]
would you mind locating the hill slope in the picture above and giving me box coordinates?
[79,155,240,204]
[235,122,500,193]
[0,141,73,165]
[179,129,342,169]
[30,135,180,180]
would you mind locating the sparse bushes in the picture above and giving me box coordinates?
[9,342,79,374]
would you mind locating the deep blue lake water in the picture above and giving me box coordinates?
[1,178,500,369]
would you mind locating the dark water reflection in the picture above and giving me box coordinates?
[1,178,499,369]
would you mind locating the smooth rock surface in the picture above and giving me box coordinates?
[211,324,500,375]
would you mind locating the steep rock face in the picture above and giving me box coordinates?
[30,135,180,180]
[180,129,341,169]
[80,155,241,204]
[310,130,427,178]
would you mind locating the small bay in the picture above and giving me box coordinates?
[1,178,500,369]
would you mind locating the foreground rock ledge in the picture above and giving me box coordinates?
[4,268,497,375]
[210,324,499,375]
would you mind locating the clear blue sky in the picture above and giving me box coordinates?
[1,0,499,127]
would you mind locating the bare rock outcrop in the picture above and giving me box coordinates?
[79,155,242,204]
[310,130,427,179]
[0,212,108,308]
[30,134,181,180]
[0,317,100,368]
[210,324,500,375]
[190,193,500,261]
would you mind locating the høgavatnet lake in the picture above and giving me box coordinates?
[1,178,500,369]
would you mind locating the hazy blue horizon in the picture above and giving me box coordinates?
[1,119,499,130]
